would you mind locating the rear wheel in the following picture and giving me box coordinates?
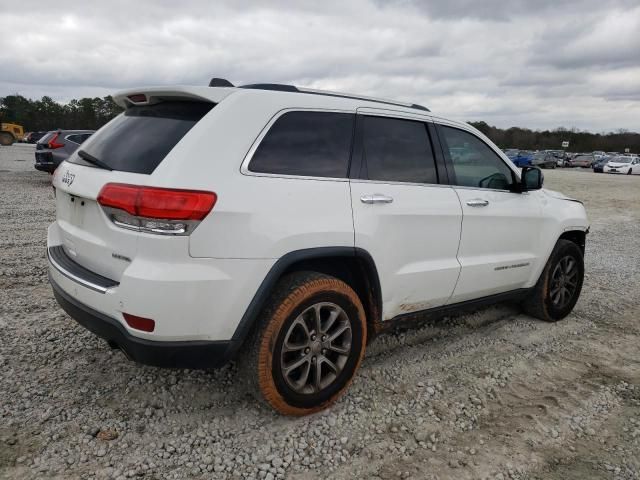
[241,272,367,415]
[523,239,584,322]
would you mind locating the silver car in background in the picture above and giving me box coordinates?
[34,130,94,173]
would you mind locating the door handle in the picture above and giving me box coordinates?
[466,199,489,207]
[360,194,394,204]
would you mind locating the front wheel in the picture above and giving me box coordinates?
[0,132,15,146]
[240,272,367,415]
[522,239,584,322]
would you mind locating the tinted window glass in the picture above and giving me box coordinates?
[249,111,354,178]
[439,126,514,189]
[66,134,82,145]
[37,132,54,145]
[68,101,214,174]
[362,116,437,183]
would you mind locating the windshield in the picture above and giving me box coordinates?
[68,101,214,174]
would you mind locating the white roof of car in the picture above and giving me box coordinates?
[113,83,431,116]
[111,82,484,145]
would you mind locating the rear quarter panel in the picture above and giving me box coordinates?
[148,91,356,259]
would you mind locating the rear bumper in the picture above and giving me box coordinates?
[50,275,233,369]
[34,151,59,173]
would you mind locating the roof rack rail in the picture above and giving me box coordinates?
[233,82,430,112]
[240,83,299,92]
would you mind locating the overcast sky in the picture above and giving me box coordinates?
[1,0,639,131]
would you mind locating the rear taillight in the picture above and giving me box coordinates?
[48,133,64,149]
[97,183,216,235]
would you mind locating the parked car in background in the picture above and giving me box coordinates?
[504,148,519,158]
[507,150,534,167]
[570,154,595,168]
[26,131,48,144]
[34,130,94,173]
[531,152,557,169]
[592,157,610,173]
[603,156,640,175]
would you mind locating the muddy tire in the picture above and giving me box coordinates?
[522,239,584,322]
[0,132,15,146]
[240,271,367,415]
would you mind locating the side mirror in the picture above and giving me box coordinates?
[511,166,543,192]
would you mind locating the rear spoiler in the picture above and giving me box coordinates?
[112,85,235,109]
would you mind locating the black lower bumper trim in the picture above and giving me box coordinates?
[35,162,55,173]
[50,275,234,369]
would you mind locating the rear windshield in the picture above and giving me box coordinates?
[38,132,54,144]
[69,101,214,174]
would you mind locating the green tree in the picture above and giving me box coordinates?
[0,94,123,132]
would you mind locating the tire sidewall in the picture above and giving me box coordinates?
[271,291,364,409]
[257,277,366,415]
[542,242,584,320]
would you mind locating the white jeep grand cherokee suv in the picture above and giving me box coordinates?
[48,79,589,415]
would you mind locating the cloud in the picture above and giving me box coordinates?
[1,0,639,131]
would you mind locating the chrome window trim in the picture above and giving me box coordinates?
[355,106,433,123]
[349,178,452,189]
[240,107,355,183]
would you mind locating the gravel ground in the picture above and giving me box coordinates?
[1,144,639,480]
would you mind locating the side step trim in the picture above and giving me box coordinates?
[47,246,119,294]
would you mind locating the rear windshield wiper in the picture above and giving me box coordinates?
[77,150,113,171]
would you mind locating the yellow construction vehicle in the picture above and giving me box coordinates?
[1,122,25,146]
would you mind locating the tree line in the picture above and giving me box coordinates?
[469,121,639,154]
[0,94,123,132]
[1,94,638,153]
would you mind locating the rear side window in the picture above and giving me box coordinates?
[65,134,89,145]
[249,111,354,178]
[362,116,437,184]
[69,101,214,174]
[38,132,54,145]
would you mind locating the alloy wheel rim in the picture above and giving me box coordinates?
[549,255,579,308]
[280,302,352,394]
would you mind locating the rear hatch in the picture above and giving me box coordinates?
[51,90,224,282]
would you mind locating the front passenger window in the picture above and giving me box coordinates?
[439,126,514,190]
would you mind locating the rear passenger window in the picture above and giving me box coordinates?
[362,116,437,184]
[249,111,354,178]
